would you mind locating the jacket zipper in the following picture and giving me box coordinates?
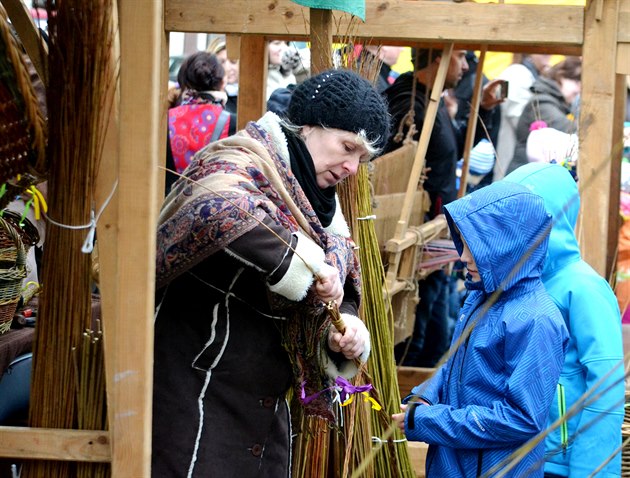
[557,383,568,455]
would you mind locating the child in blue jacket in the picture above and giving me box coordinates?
[506,162,624,477]
[392,180,569,477]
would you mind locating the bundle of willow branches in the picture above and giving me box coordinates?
[22,0,115,476]
[338,165,415,478]
[73,323,108,478]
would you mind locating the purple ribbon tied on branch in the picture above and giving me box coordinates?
[299,377,381,410]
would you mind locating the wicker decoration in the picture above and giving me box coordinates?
[0,215,27,334]
[0,3,47,193]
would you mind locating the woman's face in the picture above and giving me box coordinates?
[559,77,581,106]
[301,126,371,189]
[224,59,239,84]
[268,41,288,66]
[216,49,239,84]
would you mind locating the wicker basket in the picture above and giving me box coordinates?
[0,215,27,335]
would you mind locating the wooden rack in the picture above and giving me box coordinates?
[0,0,628,476]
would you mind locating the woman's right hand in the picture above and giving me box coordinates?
[314,263,344,304]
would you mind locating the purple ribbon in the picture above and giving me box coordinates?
[335,376,372,403]
[299,377,373,405]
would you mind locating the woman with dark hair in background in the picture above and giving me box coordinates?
[167,51,237,175]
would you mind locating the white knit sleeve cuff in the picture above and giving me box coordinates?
[268,231,325,301]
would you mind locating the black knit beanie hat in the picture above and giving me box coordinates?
[287,69,391,151]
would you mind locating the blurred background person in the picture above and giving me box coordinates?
[506,56,581,175]
[207,37,239,115]
[266,40,310,100]
[165,51,236,191]
[494,53,551,179]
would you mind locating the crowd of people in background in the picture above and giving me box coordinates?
[157,37,629,477]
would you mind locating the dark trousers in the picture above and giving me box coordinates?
[395,269,450,367]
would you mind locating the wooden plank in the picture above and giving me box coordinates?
[310,8,333,74]
[407,441,429,478]
[1,0,48,85]
[396,366,435,398]
[237,35,266,129]
[0,427,110,462]
[225,34,241,60]
[164,0,583,48]
[579,0,620,277]
[109,1,163,476]
[617,43,630,75]
[619,0,630,42]
[95,0,120,444]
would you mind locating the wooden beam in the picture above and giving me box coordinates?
[164,0,584,49]
[309,8,333,74]
[0,427,110,462]
[579,0,620,277]
[237,35,266,129]
[107,1,163,476]
[225,34,241,61]
[618,43,630,75]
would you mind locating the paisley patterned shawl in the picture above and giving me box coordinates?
[156,115,360,297]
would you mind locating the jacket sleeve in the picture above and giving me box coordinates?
[403,366,445,406]
[405,304,568,449]
[225,214,326,302]
[564,276,624,477]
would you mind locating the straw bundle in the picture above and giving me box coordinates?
[21,0,115,476]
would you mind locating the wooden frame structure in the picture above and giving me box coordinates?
[0,0,628,476]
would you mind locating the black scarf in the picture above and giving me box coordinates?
[283,126,336,227]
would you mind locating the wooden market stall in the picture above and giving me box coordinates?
[0,0,628,476]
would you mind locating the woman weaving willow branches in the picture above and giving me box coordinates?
[152,69,390,477]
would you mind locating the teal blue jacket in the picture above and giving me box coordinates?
[506,163,624,477]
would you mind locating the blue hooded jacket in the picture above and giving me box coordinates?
[506,163,624,477]
[404,181,569,477]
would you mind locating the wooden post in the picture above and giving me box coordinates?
[101,1,163,475]
[237,35,266,129]
[457,46,487,198]
[310,8,333,74]
[225,34,241,60]
[579,0,620,277]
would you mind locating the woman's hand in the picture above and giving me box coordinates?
[314,263,344,304]
[391,404,408,432]
[328,315,369,360]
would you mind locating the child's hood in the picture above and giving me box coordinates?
[504,162,581,277]
[444,181,552,293]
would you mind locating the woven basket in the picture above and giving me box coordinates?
[0,215,27,335]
